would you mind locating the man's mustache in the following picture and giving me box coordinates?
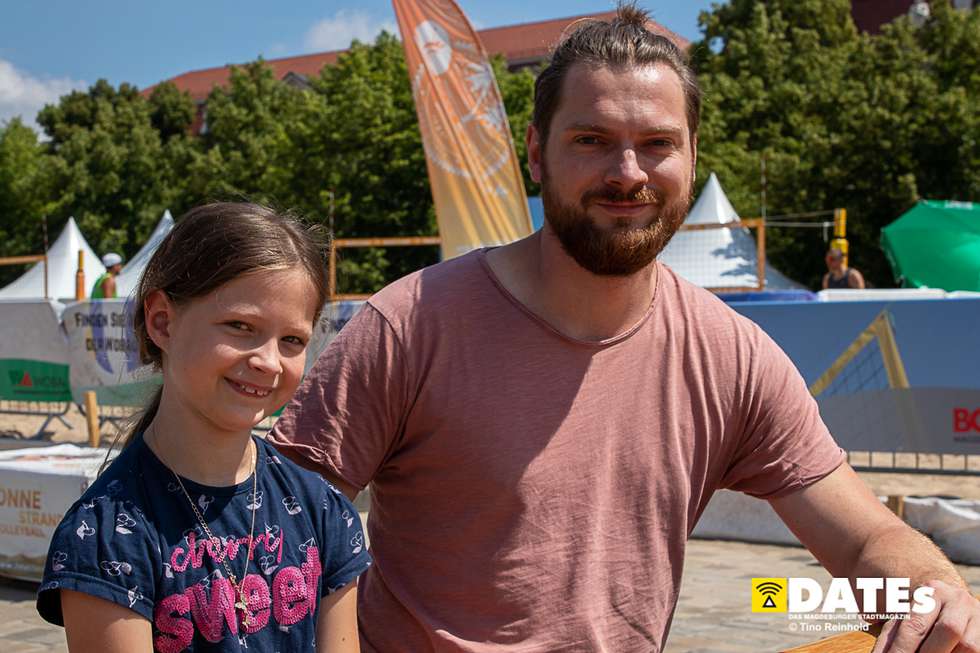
[581,186,663,206]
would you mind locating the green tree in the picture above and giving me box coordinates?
[36,80,179,260]
[695,0,862,288]
[0,118,51,285]
[694,0,980,288]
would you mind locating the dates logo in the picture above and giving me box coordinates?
[954,408,980,433]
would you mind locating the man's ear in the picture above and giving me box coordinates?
[527,123,543,184]
[144,290,175,354]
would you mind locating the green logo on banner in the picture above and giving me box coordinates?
[0,360,71,401]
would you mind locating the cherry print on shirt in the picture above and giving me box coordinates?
[76,520,95,540]
[281,496,302,516]
[246,490,263,510]
[115,513,136,534]
[100,560,133,577]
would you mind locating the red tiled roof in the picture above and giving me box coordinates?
[478,10,689,66]
[143,10,690,103]
[850,0,913,34]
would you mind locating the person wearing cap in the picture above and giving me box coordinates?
[91,252,123,299]
[822,247,865,289]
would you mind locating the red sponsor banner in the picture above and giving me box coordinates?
[954,408,980,433]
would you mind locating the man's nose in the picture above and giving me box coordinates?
[604,148,649,193]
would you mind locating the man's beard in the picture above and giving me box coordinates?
[541,169,693,277]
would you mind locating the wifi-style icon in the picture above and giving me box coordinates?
[752,578,788,612]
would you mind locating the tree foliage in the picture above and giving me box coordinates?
[1,7,977,294]
[695,0,980,287]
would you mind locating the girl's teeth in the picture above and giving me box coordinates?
[236,381,268,397]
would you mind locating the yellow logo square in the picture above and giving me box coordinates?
[752,578,788,612]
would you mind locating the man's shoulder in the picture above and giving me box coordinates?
[657,263,767,344]
[367,249,492,320]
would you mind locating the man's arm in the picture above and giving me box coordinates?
[273,447,360,502]
[771,463,979,652]
[102,275,116,298]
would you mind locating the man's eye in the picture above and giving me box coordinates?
[648,139,673,148]
[282,335,307,347]
[226,321,250,331]
[575,135,602,145]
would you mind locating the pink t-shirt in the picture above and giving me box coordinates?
[270,250,844,652]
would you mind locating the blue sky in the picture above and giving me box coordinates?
[0,1,716,131]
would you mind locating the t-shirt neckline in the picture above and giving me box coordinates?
[475,247,661,348]
[136,431,259,497]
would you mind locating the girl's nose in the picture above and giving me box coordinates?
[248,339,282,375]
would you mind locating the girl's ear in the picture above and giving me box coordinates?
[144,290,175,354]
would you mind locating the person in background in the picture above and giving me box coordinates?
[822,247,866,289]
[91,252,123,299]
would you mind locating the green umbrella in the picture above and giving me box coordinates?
[881,200,980,291]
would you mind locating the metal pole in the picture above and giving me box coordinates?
[42,216,50,299]
[760,152,767,220]
[328,244,337,300]
[756,219,766,291]
[76,249,85,300]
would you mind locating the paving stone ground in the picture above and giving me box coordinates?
[2,536,978,652]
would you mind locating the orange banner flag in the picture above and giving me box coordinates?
[392,0,533,259]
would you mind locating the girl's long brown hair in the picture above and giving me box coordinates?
[101,202,329,470]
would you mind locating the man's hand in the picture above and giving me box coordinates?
[872,580,980,653]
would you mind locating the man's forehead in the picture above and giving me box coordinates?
[552,62,687,127]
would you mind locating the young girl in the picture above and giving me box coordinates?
[37,203,371,652]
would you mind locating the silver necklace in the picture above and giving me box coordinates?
[149,426,258,628]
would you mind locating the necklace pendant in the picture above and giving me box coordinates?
[235,599,250,627]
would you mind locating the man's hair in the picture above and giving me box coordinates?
[532,2,701,146]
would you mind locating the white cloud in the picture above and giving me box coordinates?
[0,59,86,132]
[303,10,397,52]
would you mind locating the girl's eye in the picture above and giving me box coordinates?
[282,335,306,347]
[226,321,250,331]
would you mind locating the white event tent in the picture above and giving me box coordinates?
[115,210,174,297]
[659,173,801,290]
[0,217,105,301]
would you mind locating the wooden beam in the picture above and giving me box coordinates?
[0,254,45,265]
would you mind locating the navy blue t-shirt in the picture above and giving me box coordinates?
[37,433,371,651]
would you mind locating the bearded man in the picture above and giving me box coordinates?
[271,4,978,651]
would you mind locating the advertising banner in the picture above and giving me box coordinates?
[393,0,532,258]
[307,300,365,368]
[0,444,104,581]
[734,297,980,455]
[61,299,160,406]
[0,299,71,402]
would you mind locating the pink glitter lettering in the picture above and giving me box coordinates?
[185,576,238,642]
[153,593,193,653]
[300,545,321,613]
[271,567,308,626]
[240,573,271,634]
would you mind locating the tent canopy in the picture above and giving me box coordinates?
[660,173,802,290]
[115,210,174,297]
[0,218,105,301]
[882,200,980,292]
